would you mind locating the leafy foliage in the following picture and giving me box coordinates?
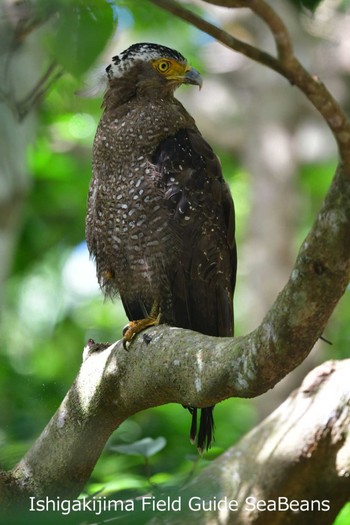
[334,503,350,525]
[39,0,115,76]
[288,0,324,12]
[288,0,350,13]
[0,0,349,523]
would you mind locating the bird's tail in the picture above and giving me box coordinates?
[188,406,214,453]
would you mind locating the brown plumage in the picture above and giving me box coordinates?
[86,43,236,452]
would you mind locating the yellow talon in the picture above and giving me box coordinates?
[122,301,160,350]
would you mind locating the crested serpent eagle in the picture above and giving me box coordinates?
[86,43,237,452]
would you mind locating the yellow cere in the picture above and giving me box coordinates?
[151,58,190,80]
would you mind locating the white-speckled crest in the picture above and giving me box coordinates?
[77,43,187,98]
[106,43,187,80]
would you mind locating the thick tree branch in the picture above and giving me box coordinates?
[1,0,350,516]
[159,360,350,525]
[2,356,350,524]
[1,151,349,502]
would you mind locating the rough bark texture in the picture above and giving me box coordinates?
[153,360,350,525]
[1,348,349,524]
[0,1,350,523]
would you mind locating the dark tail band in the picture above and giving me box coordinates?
[187,406,214,453]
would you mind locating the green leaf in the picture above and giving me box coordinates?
[334,503,350,525]
[111,437,167,458]
[149,472,173,485]
[47,0,115,76]
[87,476,149,495]
[288,0,323,11]
[201,446,224,461]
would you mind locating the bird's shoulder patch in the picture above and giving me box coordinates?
[152,128,224,221]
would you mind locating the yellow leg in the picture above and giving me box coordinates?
[122,301,160,350]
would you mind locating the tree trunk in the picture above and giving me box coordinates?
[177,360,350,525]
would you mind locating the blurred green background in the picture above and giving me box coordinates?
[0,0,349,523]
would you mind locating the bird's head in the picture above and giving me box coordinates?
[106,43,202,96]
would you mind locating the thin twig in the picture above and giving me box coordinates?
[0,62,63,122]
[19,62,58,107]
[203,0,294,62]
[147,0,350,168]
[148,0,288,76]
[17,65,64,122]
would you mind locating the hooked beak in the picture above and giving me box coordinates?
[183,67,203,89]
[167,66,203,89]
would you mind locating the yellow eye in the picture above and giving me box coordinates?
[157,60,171,73]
